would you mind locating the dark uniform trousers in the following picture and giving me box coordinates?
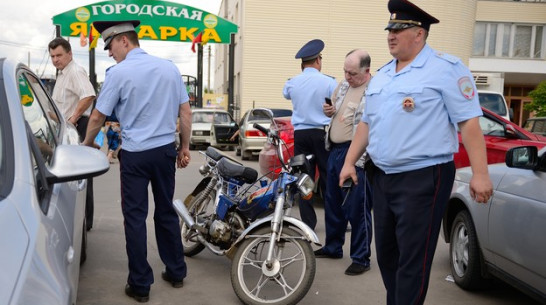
[294,128,330,230]
[371,161,455,305]
[324,142,372,265]
[76,116,94,230]
[120,143,187,292]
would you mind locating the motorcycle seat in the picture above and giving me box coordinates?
[206,146,243,165]
[217,157,258,184]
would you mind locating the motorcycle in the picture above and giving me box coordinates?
[173,123,320,305]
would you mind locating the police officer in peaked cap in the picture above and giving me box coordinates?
[339,0,493,304]
[283,39,337,230]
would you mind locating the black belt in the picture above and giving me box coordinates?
[331,141,351,148]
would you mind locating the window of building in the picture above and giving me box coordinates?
[473,22,546,59]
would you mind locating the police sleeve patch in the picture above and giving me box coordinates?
[458,77,475,100]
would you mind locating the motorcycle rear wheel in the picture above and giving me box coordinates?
[180,189,216,257]
[231,227,316,305]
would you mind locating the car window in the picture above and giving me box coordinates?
[19,72,60,165]
[214,112,233,124]
[523,120,534,132]
[533,119,546,134]
[479,93,507,117]
[192,112,213,123]
[271,109,292,118]
[249,110,272,121]
[19,71,62,213]
[479,115,505,136]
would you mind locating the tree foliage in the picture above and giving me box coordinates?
[524,81,546,117]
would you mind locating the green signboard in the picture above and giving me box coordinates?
[52,0,238,44]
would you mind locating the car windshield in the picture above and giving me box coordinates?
[192,111,233,124]
[479,93,507,117]
[249,109,292,122]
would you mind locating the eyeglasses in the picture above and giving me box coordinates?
[318,54,323,60]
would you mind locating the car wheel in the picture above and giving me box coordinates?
[241,150,251,160]
[449,210,485,290]
[189,144,196,150]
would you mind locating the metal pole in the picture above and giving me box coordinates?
[228,33,235,116]
[197,43,203,108]
[207,45,211,93]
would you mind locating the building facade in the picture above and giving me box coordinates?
[213,0,546,125]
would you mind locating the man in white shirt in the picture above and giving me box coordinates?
[49,37,96,230]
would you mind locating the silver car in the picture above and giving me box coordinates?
[236,108,292,160]
[442,146,546,303]
[0,58,109,305]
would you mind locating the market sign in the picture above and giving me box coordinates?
[52,0,238,44]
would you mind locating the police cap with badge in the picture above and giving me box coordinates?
[384,0,439,31]
[295,39,324,62]
[93,20,140,50]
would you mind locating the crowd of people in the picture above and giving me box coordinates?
[47,0,493,304]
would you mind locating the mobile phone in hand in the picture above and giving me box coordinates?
[325,97,332,106]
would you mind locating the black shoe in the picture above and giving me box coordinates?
[125,284,149,303]
[314,248,342,259]
[344,263,370,276]
[162,271,184,288]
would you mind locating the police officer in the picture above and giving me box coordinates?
[283,39,337,230]
[314,49,373,276]
[83,20,192,303]
[339,1,493,304]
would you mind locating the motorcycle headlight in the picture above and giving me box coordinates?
[296,174,314,199]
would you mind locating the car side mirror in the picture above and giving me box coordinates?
[505,146,538,170]
[505,124,519,139]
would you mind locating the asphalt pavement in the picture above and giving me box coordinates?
[77,149,540,305]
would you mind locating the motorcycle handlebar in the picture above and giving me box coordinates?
[253,123,269,135]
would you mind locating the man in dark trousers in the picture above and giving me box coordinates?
[339,1,493,304]
[283,39,337,230]
[83,20,192,303]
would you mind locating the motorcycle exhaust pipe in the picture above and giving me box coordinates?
[173,199,197,228]
[173,199,225,256]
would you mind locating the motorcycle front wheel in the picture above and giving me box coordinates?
[231,227,316,305]
[180,189,216,257]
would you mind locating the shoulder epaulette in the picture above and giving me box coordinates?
[377,59,394,72]
[434,52,459,64]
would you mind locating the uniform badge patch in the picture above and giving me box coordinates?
[458,76,475,100]
[402,97,415,112]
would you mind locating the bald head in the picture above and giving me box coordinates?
[344,49,371,87]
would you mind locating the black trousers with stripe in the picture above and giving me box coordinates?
[371,161,455,305]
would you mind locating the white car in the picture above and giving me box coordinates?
[0,58,109,305]
[190,108,238,150]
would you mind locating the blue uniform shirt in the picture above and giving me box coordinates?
[283,67,337,130]
[96,48,189,152]
[362,44,482,174]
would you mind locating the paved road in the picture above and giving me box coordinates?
[77,149,540,305]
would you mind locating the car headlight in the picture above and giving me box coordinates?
[296,174,314,200]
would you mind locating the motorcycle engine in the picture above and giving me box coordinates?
[209,219,232,243]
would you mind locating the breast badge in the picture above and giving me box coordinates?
[402,97,415,112]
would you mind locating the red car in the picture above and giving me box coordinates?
[258,108,546,177]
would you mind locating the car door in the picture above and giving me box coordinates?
[212,112,238,146]
[17,70,83,303]
[487,165,546,294]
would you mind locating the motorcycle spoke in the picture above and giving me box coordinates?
[241,256,264,270]
[249,273,269,297]
[279,251,304,269]
[271,273,295,296]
